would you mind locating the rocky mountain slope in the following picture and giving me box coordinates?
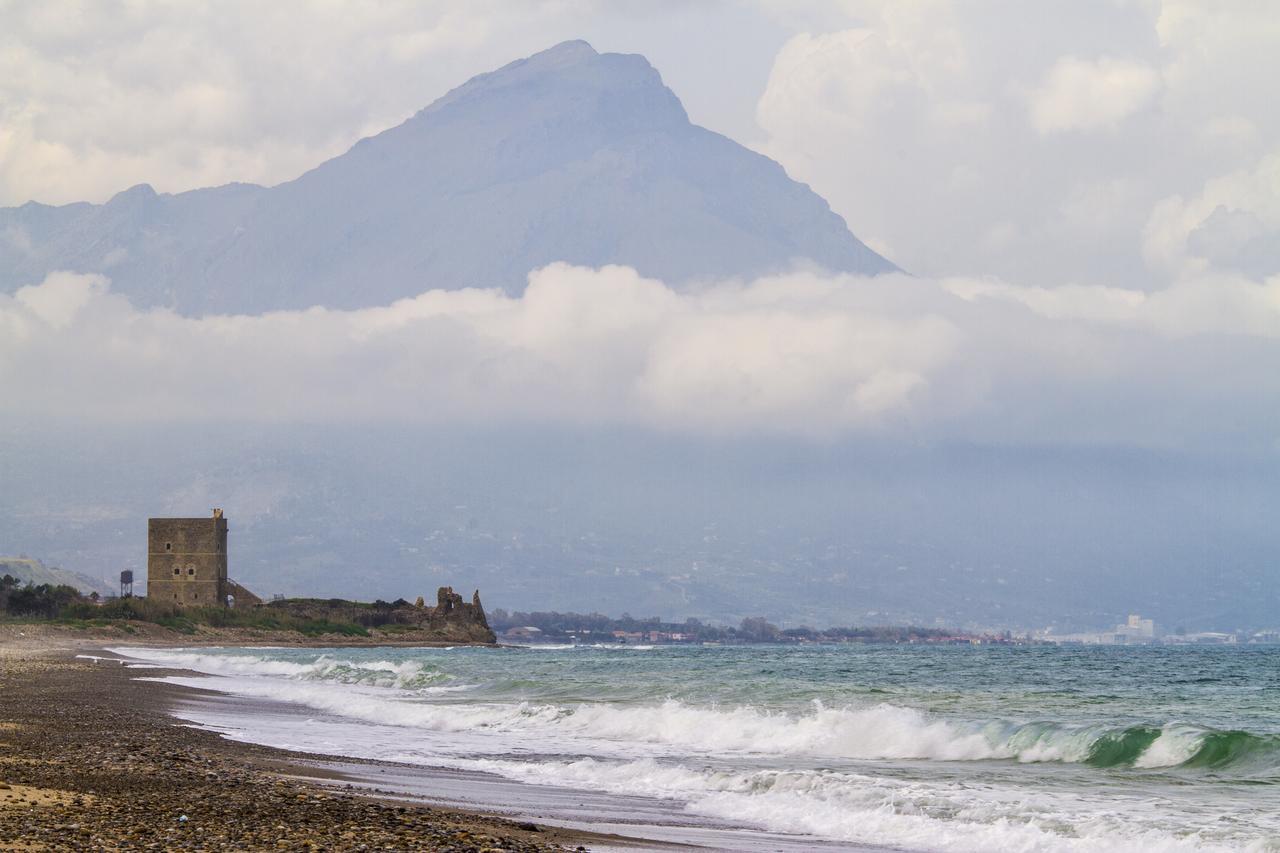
[0,40,894,315]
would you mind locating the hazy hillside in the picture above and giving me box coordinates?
[0,41,894,315]
[3,426,1275,633]
[0,556,114,597]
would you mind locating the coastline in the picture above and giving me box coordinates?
[0,638,671,852]
[0,620,498,650]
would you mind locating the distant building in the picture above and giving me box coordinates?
[1039,613,1161,645]
[147,509,260,607]
[1126,614,1155,636]
[1114,613,1156,643]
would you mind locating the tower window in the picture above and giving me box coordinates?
[165,543,171,551]
[173,567,180,576]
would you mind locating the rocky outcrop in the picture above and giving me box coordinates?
[264,586,496,644]
[423,587,493,643]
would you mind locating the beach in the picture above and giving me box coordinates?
[4,632,1277,851]
[0,631,636,852]
[96,640,1280,851]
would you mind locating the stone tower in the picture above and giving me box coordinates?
[147,509,229,607]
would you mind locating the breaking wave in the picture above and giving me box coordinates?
[108,648,451,691]
[111,647,1280,776]
[457,756,1249,853]
[109,646,1280,851]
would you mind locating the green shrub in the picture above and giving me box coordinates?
[296,619,368,637]
[6,582,376,638]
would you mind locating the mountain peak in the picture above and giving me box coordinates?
[529,39,598,64]
[108,183,158,203]
[0,42,895,313]
[420,38,672,126]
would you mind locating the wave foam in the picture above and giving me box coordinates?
[109,647,449,690]
[114,647,1280,776]
[116,646,1280,851]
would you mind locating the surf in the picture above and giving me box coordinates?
[112,646,1280,776]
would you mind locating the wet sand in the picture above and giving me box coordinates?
[169,693,859,853]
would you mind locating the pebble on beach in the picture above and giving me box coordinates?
[0,650,572,851]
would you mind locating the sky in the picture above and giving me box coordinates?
[1,0,1277,451]
[3,0,1279,291]
[2,1,1278,627]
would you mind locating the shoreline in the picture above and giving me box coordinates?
[0,620,502,650]
[157,677,863,853]
[0,640,673,851]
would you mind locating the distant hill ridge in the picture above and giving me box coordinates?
[0,556,114,597]
[0,40,895,315]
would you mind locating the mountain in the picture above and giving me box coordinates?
[0,40,895,315]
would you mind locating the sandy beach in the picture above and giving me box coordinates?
[0,629,649,852]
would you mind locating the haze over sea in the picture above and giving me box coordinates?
[118,643,1280,851]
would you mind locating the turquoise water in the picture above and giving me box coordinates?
[119,643,1280,850]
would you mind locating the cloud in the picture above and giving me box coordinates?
[1144,151,1280,278]
[943,275,1280,339]
[11,270,108,329]
[0,2,599,205]
[6,2,1277,298]
[3,264,1277,448]
[1028,57,1159,134]
[0,2,792,208]
[755,4,1280,291]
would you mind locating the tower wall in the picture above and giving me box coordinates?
[147,515,228,607]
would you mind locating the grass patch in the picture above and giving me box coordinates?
[296,620,369,638]
[377,623,423,634]
[4,592,375,638]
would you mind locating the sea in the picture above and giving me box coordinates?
[110,643,1280,851]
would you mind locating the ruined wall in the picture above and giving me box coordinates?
[419,587,492,641]
[266,586,496,643]
[146,516,227,607]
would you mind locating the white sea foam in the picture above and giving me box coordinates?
[1136,725,1205,769]
[477,756,1230,853]
[110,648,447,690]
[108,648,1208,769]
[114,647,1276,852]
[148,672,1004,762]
[583,642,658,650]
[178,706,1251,853]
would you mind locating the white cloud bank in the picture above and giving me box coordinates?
[3,264,1277,448]
[1029,57,1160,134]
[755,1,1280,291]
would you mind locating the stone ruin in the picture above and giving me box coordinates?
[265,586,495,643]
